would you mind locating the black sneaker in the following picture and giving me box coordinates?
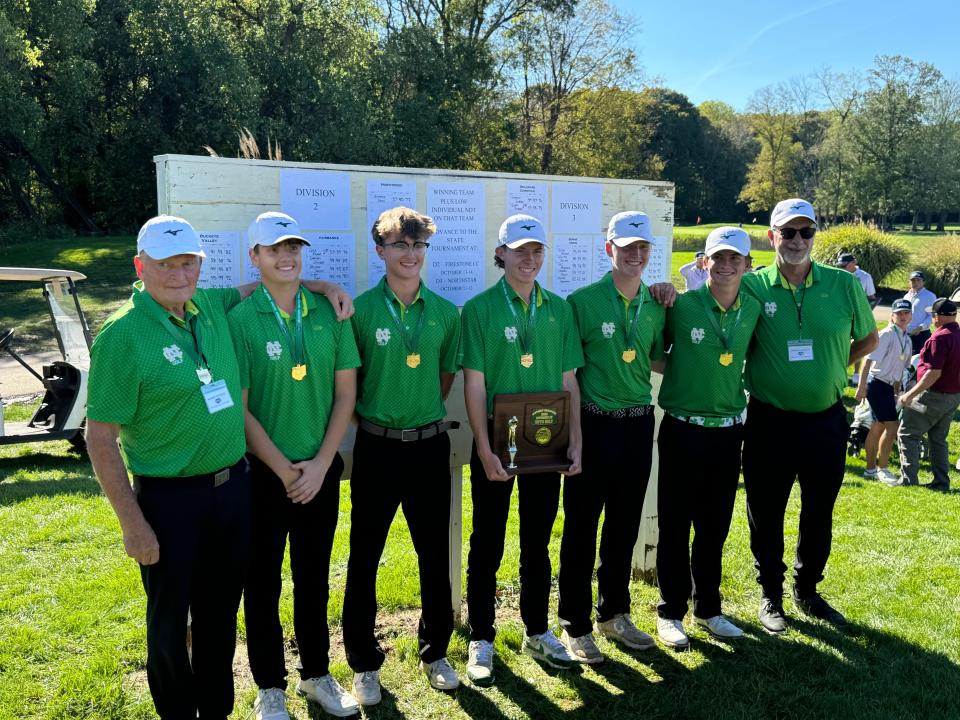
[793,590,847,626]
[759,596,787,634]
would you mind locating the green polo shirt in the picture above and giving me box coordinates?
[228,286,360,461]
[742,262,875,413]
[659,283,761,420]
[460,277,584,414]
[568,273,666,410]
[87,284,245,477]
[351,278,461,429]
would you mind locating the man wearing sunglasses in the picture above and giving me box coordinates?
[740,198,877,634]
[342,207,463,703]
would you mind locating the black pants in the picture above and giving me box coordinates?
[342,428,454,671]
[742,398,848,597]
[911,329,931,356]
[466,437,561,642]
[656,415,742,620]
[135,458,251,720]
[557,408,654,637]
[244,453,344,689]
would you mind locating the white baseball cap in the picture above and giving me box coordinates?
[247,211,310,250]
[137,216,205,260]
[607,211,654,247]
[498,214,548,248]
[770,198,817,228]
[705,226,751,257]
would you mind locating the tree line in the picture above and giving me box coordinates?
[2,0,958,236]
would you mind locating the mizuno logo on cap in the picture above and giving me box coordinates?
[275,221,293,227]
[790,203,805,210]
[629,222,643,228]
[520,224,535,231]
[720,231,736,239]
[164,229,184,236]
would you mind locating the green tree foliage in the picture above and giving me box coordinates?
[912,237,960,298]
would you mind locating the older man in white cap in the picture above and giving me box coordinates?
[740,199,877,634]
[86,215,352,720]
[461,214,583,684]
[556,211,665,664]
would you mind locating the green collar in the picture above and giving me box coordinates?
[772,262,820,290]
[253,284,315,318]
[381,276,424,310]
[700,282,741,312]
[501,276,545,309]
[603,271,648,306]
[132,280,199,327]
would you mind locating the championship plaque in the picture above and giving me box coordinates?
[492,392,570,475]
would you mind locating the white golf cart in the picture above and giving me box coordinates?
[0,267,92,449]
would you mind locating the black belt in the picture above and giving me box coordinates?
[134,456,248,489]
[359,418,460,442]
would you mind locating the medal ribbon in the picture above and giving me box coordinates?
[383,284,426,356]
[612,283,645,350]
[262,285,305,367]
[698,290,744,352]
[893,325,911,358]
[500,278,537,355]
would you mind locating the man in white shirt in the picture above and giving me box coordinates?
[836,253,877,306]
[855,299,914,484]
[904,271,937,354]
[678,252,709,291]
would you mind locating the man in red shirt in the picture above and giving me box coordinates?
[896,298,960,490]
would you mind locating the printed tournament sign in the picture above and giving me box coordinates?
[280,169,351,230]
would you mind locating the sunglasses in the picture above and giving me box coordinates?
[777,227,816,240]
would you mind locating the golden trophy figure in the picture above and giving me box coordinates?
[507,416,519,470]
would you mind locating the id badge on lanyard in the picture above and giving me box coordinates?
[787,339,814,362]
[201,379,235,413]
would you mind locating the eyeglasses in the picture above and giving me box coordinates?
[384,241,430,253]
[776,227,816,240]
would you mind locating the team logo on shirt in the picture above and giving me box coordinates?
[266,341,282,360]
[162,344,183,365]
[690,328,705,344]
[601,322,616,339]
[375,328,391,346]
[764,301,777,317]
[504,326,518,342]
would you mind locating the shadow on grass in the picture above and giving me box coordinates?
[442,617,960,720]
[0,452,99,506]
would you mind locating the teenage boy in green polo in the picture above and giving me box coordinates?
[556,211,665,664]
[655,226,760,650]
[229,211,361,720]
[461,214,583,685]
[342,207,462,705]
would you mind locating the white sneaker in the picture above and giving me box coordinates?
[254,687,290,720]
[877,467,899,485]
[656,617,690,649]
[863,468,878,480]
[421,656,460,690]
[595,613,655,650]
[297,674,360,717]
[561,630,604,664]
[466,640,495,687]
[695,614,743,639]
[352,670,381,706]
[522,631,577,669]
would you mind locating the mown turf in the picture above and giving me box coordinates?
[1,392,958,720]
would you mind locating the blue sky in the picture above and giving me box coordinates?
[613,0,960,110]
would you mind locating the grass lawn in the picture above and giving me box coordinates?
[1,392,959,719]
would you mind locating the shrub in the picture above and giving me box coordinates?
[811,225,906,286]
[912,236,960,298]
[672,228,768,252]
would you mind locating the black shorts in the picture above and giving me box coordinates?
[866,378,898,422]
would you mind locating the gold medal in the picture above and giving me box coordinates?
[622,348,637,363]
[520,353,534,368]
[719,352,733,366]
[406,353,421,368]
[291,364,307,381]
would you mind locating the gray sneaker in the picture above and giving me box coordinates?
[596,614,655,650]
[522,631,578,669]
[297,675,359,717]
[352,670,381,707]
[421,657,460,691]
[561,630,604,664]
[254,687,290,720]
[695,614,743,639]
[466,640,495,687]
[656,617,689,649]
